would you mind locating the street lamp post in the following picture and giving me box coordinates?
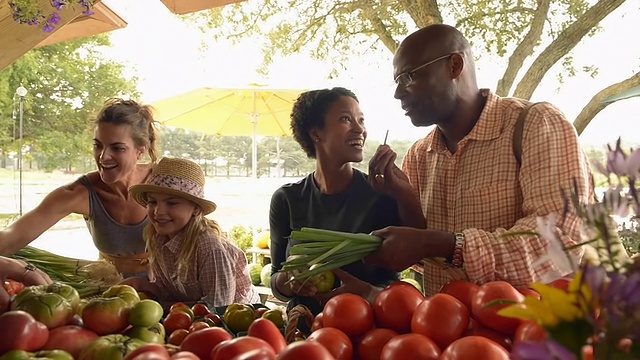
[16,86,27,216]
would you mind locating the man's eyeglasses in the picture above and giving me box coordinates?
[394,53,456,87]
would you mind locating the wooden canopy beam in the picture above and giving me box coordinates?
[0,0,127,71]
[36,2,126,48]
[0,0,245,72]
[160,0,245,15]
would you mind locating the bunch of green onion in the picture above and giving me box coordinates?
[280,227,382,280]
[11,246,123,297]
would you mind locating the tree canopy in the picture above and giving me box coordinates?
[187,0,639,133]
[0,35,138,171]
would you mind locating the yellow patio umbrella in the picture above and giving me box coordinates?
[150,85,306,179]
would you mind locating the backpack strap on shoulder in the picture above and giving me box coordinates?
[513,102,543,167]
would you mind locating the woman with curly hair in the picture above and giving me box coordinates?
[269,87,424,321]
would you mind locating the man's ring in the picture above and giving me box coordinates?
[374,173,385,183]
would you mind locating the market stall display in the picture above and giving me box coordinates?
[3,205,638,359]
[3,272,635,359]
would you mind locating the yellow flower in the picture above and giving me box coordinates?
[567,271,596,315]
[499,281,586,328]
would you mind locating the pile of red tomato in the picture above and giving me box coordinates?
[151,279,553,360]
[297,279,557,360]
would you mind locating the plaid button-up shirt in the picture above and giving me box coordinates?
[403,90,592,296]
[151,231,259,307]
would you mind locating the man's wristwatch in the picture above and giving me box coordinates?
[450,232,465,268]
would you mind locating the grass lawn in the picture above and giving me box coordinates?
[0,167,300,231]
[1,167,299,259]
[0,168,84,225]
[0,168,80,183]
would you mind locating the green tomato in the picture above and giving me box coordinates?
[261,309,284,328]
[78,334,145,360]
[34,350,73,360]
[76,298,89,316]
[0,350,30,360]
[10,283,79,329]
[223,304,255,334]
[0,349,74,360]
[170,306,195,322]
[124,325,165,344]
[129,299,164,328]
[102,285,138,298]
[150,322,165,340]
[102,285,140,308]
[81,297,130,335]
[307,265,336,293]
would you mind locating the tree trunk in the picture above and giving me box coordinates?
[361,2,400,53]
[513,0,626,100]
[496,0,550,96]
[400,0,443,29]
[367,0,443,53]
[573,73,640,135]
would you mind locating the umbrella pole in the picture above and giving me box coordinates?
[249,91,259,247]
[251,91,258,181]
[250,112,259,247]
[251,116,258,181]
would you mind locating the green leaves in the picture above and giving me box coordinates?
[0,34,137,171]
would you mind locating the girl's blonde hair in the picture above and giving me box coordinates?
[145,211,226,283]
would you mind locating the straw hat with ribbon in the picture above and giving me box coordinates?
[129,157,217,215]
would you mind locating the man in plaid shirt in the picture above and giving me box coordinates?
[366,24,592,296]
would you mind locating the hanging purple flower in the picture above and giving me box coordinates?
[47,12,61,26]
[42,23,55,33]
[77,0,93,16]
[10,0,96,30]
[51,0,65,11]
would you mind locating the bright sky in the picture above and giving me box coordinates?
[102,0,640,148]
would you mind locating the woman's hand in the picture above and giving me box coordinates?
[0,256,52,314]
[281,271,318,297]
[314,269,379,305]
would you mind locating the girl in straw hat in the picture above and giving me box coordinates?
[124,157,260,307]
